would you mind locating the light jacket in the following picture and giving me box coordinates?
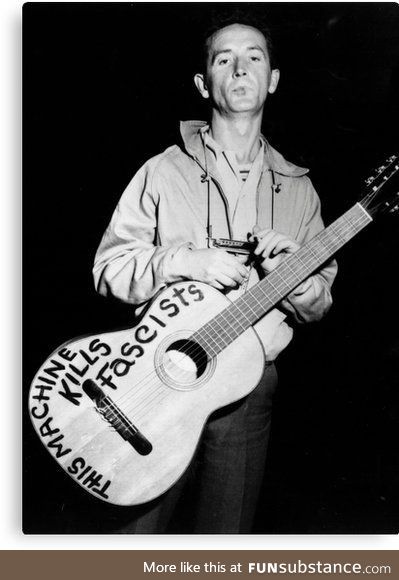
[93,121,337,360]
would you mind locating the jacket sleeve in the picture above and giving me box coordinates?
[92,159,191,306]
[279,177,338,323]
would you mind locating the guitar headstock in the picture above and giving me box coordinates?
[360,154,399,218]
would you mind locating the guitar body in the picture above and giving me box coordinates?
[29,281,265,506]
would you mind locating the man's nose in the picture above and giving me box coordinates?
[233,58,247,77]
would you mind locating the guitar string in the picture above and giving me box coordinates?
[91,163,398,432]
[113,248,307,415]
[123,208,371,424]
[122,157,399,424]
[108,204,368,422]
[106,212,371,437]
[112,193,382,414]
[118,219,367,431]
[109,298,252,422]
[112,203,365,416]
[99,157,397,420]
[108,208,371,428]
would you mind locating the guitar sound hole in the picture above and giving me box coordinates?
[155,332,216,390]
[155,339,208,389]
[163,340,208,384]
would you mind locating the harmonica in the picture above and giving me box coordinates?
[208,237,257,255]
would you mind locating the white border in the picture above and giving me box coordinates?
[4,0,398,550]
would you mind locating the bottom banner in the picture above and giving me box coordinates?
[1,550,398,580]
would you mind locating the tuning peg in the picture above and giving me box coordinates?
[365,155,399,188]
[387,192,399,214]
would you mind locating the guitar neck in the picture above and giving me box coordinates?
[193,202,373,357]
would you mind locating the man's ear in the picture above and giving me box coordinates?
[268,69,280,95]
[194,73,210,99]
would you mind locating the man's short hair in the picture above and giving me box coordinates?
[200,7,277,71]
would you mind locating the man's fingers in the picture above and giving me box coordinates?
[224,265,247,285]
[273,239,299,256]
[222,254,249,279]
[210,280,225,291]
[251,226,272,239]
[235,261,250,278]
[215,272,240,288]
[255,233,299,259]
[235,254,250,267]
[254,232,281,257]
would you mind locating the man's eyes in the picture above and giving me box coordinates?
[216,54,263,66]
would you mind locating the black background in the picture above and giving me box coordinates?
[23,2,399,534]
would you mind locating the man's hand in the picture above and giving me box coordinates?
[250,226,300,273]
[184,248,249,291]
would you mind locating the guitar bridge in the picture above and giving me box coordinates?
[82,379,152,455]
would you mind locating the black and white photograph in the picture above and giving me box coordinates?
[23,2,399,535]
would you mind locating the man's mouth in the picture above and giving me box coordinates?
[232,86,251,96]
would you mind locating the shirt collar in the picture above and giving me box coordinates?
[201,127,265,167]
[179,120,309,178]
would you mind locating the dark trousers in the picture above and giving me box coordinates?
[117,363,278,534]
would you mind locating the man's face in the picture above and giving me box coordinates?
[195,23,279,116]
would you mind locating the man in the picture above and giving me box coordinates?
[93,14,337,533]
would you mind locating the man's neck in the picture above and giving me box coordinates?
[209,111,263,164]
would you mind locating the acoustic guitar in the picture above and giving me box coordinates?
[28,156,399,505]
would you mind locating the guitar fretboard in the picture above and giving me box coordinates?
[192,203,372,357]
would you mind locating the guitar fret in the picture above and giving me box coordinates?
[272,266,299,294]
[240,297,260,319]
[250,284,274,311]
[207,322,230,348]
[223,303,248,331]
[213,313,240,343]
[218,306,249,336]
[289,252,312,276]
[263,275,283,298]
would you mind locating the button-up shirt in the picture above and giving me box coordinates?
[204,132,264,240]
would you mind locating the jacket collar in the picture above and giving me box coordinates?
[179,120,309,178]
